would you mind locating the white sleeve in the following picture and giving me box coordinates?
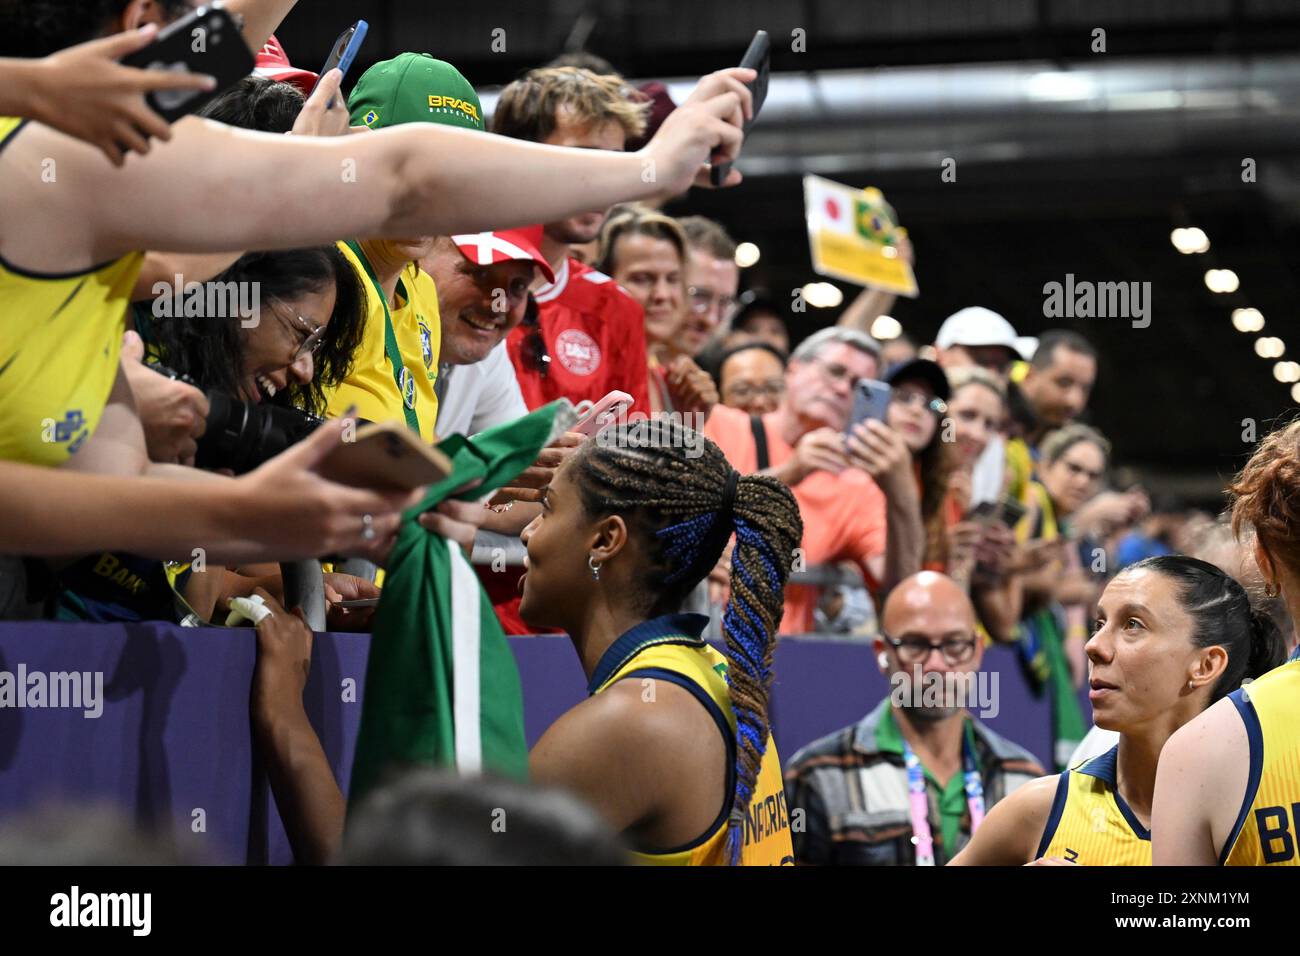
[469,344,529,435]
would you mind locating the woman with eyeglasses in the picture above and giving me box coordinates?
[951,555,1285,865]
[50,247,369,625]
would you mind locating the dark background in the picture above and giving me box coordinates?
[274,0,1300,500]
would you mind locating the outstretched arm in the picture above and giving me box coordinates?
[0,69,754,273]
[224,0,301,52]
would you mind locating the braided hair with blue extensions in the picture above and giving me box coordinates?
[570,417,803,864]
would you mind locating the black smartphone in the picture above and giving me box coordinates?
[120,3,255,123]
[709,29,771,187]
[845,379,891,435]
[309,20,369,108]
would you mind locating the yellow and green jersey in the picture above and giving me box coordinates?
[325,241,440,442]
[0,117,144,466]
[1036,745,1151,865]
[590,613,794,866]
[1222,653,1300,865]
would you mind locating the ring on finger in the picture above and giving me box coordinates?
[361,513,376,541]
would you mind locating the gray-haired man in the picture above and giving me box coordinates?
[704,327,924,633]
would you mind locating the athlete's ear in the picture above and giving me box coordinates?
[589,514,629,566]
[1188,644,1228,692]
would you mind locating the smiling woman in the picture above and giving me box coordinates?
[950,555,1283,866]
[135,246,366,415]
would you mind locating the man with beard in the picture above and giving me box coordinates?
[784,572,1043,865]
[492,67,652,414]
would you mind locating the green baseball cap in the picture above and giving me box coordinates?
[348,53,484,132]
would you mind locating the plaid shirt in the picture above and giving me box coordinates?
[784,700,1044,865]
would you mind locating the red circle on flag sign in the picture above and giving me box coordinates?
[555,328,602,376]
[824,197,841,220]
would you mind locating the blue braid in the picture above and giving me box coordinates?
[721,519,781,865]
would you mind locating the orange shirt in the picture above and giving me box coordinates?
[703,404,887,634]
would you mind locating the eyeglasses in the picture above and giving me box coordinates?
[726,380,785,401]
[892,387,948,417]
[688,286,737,316]
[274,304,325,362]
[809,357,861,388]
[882,631,978,665]
[1060,458,1104,483]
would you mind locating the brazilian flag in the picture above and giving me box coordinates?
[349,401,572,806]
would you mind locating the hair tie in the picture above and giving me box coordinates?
[721,468,740,523]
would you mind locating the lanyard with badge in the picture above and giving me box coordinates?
[902,731,986,866]
[344,240,421,435]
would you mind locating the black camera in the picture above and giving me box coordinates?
[148,364,325,474]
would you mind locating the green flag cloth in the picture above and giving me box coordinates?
[349,400,572,807]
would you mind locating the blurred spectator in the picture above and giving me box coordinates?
[343,767,629,865]
[1018,330,1098,448]
[704,327,924,633]
[715,341,787,415]
[879,331,918,369]
[785,572,1043,865]
[933,307,1034,507]
[725,289,790,354]
[597,205,717,415]
[677,215,739,356]
[493,67,653,415]
[883,358,958,572]
[1016,423,1114,768]
[0,803,210,864]
[1114,496,1184,570]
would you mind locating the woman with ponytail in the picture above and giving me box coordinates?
[1154,419,1300,865]
[522,418,803,864]
[952,554,1284,865]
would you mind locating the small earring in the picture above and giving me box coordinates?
[1264,582,1280,599]
[1188,680,1196,691]
[588,555,601,581]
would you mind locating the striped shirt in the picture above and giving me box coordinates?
[784,700,1043,865]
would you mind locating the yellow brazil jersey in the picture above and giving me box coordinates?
[1222,652,1300,866]
[325,241,440,442]
[1036,745,1151,865]
[0,118,144,466]
[589,612,794,866]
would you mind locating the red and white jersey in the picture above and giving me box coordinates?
[506,257,650,414]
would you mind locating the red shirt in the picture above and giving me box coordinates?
[506,257,650,413]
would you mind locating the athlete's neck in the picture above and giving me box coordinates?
[356,239,407,306]
[894,706,967,786]
[569,600,649,685]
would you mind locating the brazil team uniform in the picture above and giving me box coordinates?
[1221,651,1300,866]
[326,241,441,442]
[0,117,144,466]
[1036,746,1151,865]
[588,613,794,866]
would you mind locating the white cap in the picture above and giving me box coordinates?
[935,307,1034,360]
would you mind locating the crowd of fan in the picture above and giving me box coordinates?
[2,0,1297,867]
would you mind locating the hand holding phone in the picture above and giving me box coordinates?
[120,4,255,123]
[310,21,368,109]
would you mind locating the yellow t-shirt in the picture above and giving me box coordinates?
[0,117,144,466]
[325,241,440,442]
[1036,745,1151,865]
[1222,654,1300,866]
[591,613,794,866]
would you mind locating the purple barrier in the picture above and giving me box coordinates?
[0,623,1086,864]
